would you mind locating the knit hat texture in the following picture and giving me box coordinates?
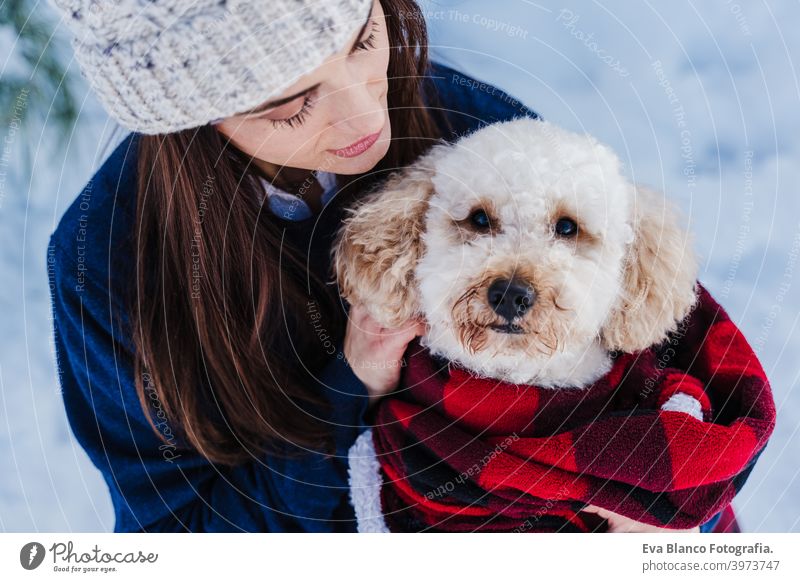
[51,0,373,134]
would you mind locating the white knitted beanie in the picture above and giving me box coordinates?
[51,0,373,134]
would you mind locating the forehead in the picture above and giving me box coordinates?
[429,132,629,229]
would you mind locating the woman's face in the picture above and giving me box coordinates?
[215,0,391,177]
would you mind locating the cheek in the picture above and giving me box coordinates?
[553,252,621,327]
[415,223,494,321]
[238,120,326,167]
[378,44,391,76]
[416,244,477,322]
[364,51,390,106]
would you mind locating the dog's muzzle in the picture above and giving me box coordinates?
[487,278,535,329]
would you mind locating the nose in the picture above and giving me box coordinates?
[330,75,385,136]
[487,279,536,321]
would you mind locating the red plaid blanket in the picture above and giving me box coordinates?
[371,284,776,532]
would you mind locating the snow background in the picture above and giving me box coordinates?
[1,0,798,532]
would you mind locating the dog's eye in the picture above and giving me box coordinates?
[554,217,578,237]
[470,209,492,230]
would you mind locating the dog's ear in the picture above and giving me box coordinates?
[333,163,435,327]
[601,185,699,353]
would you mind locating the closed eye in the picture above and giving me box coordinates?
[267,20,379,129]
[267,94,315,129]
[352,20,379,53]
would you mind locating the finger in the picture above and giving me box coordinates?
[581,504,608,517]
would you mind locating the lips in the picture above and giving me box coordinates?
[329,129,382,158]
[489,323,526,334]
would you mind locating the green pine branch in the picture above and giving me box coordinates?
[1,0,80,143]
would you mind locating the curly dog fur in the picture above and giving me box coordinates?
[333,118,698,388]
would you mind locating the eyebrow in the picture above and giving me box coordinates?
[244,5,375,116]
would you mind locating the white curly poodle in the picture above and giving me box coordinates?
[334,117,699,389]
[335,117,703,532]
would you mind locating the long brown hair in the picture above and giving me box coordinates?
[131,0,449,465]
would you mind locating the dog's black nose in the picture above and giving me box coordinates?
[487,279,535,321]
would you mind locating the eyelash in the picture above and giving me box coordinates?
[354,20,379,52]
[269,94,315,129]
[268,20,379,129]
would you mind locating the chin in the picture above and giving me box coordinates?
[331,139,390,175]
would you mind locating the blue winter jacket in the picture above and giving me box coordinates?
[48,60,720,533]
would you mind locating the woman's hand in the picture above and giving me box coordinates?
[582,505,700,533]
[343,303,426,406]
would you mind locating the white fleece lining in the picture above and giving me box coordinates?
[661,393,703,420]
[348,429,390,533]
